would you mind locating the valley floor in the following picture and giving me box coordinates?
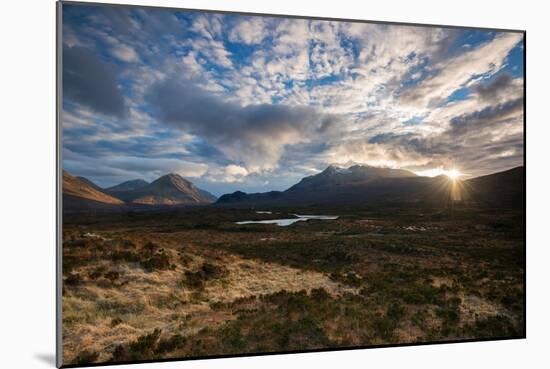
[61,205,525,365]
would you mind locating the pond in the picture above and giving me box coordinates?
[235,214,339,227]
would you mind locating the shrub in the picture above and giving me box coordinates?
[105,270,120,282]
[183,270,205,290]
[111,250,141,263]
[128,328,162,360]
[88,266,106,280]
[110,317,123,327]
[330,271,362,287]
[143,241,157,256]
[96,299,145,315]
[156,334,187,354]
[73,350,99,364]
[182,263,227,290]
[65,273,82,286]
[472,315,518,337]
[387,302,405,322]
[110,344,128,362]
[372,302,405,341]
[220,325,245,350]
[141,252,171,272]
[310,288,330,302]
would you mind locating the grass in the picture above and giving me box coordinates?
[62,205,524,364]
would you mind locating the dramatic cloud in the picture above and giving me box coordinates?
[63,45,126,117]
[398,32,523,108]
[448,97,523,136]
[145,77,341,172]
[473,74,519,103]
[61,4,524,194]
[229,17,268,45]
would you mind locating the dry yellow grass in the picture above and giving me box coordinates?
[63,237,356,363]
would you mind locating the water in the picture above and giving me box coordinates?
[236,214,338,227]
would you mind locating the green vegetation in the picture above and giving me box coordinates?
[73,350,99,365]
[181,262,228,290]
[62,205,524,364]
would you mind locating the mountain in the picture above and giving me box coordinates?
[122,173,217,205]
[106,179,149,192]
[217,165,427,206]
[76,176,103,191]
[105,179,149,201]
[217,165,524,207]
[217,190,284,204]
[63,171,124,211]
[287,164,417,192]
[464,166,524,207]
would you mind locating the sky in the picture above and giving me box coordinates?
[61,4,524,196]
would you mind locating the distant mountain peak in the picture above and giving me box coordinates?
[215,166,523,208]
[98,172,217,206]
[106,179,149,193]
[164,172,182,179]
[127,172,216,206]
[154,173,194,189]
[63,171,124,209]
[323,164,354,175]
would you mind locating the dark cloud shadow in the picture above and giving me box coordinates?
[63,45,126,117]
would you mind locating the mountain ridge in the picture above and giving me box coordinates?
[126,173,217,205]
[63,171,217,211]
[217,165,524,207]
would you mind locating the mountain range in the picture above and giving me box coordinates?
[63,164,524,212]
[62,171,217,212]
[217,165,524,208]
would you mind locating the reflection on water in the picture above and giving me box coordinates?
[236,214,338,227]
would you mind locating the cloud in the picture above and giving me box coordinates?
[61,7,524,191]
[187,37,233,69]
[146,77,341,172]
[206,164,249,183]
[229,18,268,45]
[191,14,223,40]
[225,164,248,177]
[448,97,523,136]
[398,32,523,108]
[63,149,209,187]
[63,45,126,117]
[473,74,520,103]
[111,44,140,62]
[339,94,524,177]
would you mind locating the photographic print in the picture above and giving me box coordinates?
[58,2,525,366]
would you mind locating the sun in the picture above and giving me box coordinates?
[445,169,461,180]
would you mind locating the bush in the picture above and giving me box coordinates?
[330,271,362,287]
[142,241,157,256]
[110,317,123,327]
[88,266,106,280]
[402,284,444,305]
[156,334,187,354]
[472,315,518,337]
[127,328,162,360]
[141,252,171,272]
[65,273,82,286]
[110,344,128,362]
[387,302,405,322]
[372,302,405,341]
[105,270,120,282]
[182,263,227,290]
[111,250,141,263]
[310,288,330,302]
[73,350,99,364]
